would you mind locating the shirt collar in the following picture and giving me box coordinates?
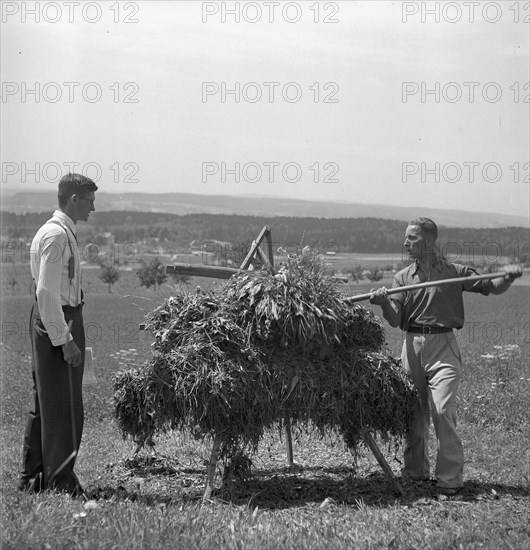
[412,256,444,276]
[52,210,77,237]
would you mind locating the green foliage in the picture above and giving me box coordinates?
[136,257,167,290]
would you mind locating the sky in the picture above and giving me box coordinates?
[1,0,529,218]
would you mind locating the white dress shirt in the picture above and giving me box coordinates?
[30,210,81,346]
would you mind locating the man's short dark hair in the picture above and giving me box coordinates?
[408,217,438,242]
[58,173,98,207]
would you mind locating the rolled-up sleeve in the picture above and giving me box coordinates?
[458,265,491,295]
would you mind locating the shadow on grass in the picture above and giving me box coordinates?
[217,468,530,509]
[86,457,530,510]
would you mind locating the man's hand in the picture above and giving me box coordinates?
[502,264,523,281]
[62,339,82,368]
[490,264,523,295]
[369,286,401,327]
[370,287,389,306]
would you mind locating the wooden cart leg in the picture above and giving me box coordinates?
[203,433,222,503]
[362,431,405,497]
[284,415,294,467]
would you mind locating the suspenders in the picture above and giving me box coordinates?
[47,219,80,304]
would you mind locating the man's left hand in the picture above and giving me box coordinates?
[502,265,523,281]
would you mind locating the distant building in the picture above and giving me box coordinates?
[189,239,241,266]
[96,232,115,247]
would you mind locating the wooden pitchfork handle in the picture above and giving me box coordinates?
[344,271,516,304]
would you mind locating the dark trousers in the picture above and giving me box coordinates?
[20,301,85,493]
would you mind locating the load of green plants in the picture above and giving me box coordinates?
[113,250,418,457]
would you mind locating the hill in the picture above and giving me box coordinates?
[1,190,528,229]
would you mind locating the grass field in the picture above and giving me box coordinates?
[1,268,529,549]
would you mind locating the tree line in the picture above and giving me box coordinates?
[1,210,528,260]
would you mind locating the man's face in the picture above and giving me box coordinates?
[74,191,96,222]
[404,225,427,261]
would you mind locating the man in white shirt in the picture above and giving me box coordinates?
[19,173,97,496]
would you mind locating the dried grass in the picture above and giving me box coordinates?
[113,250,418,457]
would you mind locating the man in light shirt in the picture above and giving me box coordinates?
[19,173,97,496]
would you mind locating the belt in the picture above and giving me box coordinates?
[62,304,83,312]
[33,299,82,312]
[407,325,452,334]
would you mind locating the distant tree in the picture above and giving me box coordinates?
[366,267,384,283]
[137,257,167,290]
[98,261,120,293]
[346,265,364,284]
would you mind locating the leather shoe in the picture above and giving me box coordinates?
[18,473,43,493]
[436,486,461,496]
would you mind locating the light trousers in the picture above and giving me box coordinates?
[401,331,464,488]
